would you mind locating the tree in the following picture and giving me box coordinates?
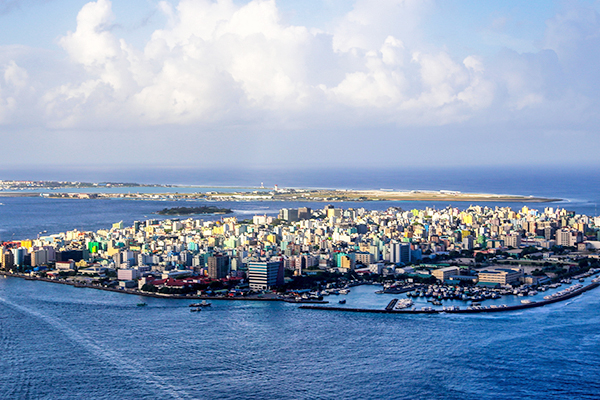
[141,283,157,292]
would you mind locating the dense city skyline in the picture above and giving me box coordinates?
[1,0,600,168]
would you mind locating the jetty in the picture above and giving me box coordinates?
[299,282,600,315]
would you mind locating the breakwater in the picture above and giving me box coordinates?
[299,282,600,314]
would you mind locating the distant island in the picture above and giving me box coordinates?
[156,206,233,215]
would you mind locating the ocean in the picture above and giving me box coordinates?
[0,278,599,399]
[1,166,599,399]
[1,166,599,241]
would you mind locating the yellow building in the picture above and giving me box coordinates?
[432,266,459,281]
[478,268,523,285]
[266,234,278,244]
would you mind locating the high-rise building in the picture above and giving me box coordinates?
[12,248,26,267]
[389,241,411,264]
[298,207,312,220]
[207,255,229,279]
[462,236,474,251]
[31,249,48,267]
[279,208,299,222]
[1,250,14,270]
[248,261,283,290]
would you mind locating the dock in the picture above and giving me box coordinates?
[385,298,398,311]
[299,282,600,315]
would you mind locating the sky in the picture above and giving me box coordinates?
[1,0,600,171]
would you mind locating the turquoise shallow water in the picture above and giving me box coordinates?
[1,276,599,400]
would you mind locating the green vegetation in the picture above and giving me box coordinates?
[156,206,233,216]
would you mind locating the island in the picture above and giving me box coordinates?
[41,187,561,203]
[156,206,233,215]
[2,202,599,315]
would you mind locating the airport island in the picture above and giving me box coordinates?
[0,179,561,202]
[2,202,600,313]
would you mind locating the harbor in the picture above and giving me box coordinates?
[298,271,600,315]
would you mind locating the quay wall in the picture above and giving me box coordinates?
[299,282,600,315]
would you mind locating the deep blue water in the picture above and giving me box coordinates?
[0,277,599,400]
[1,166,600,399]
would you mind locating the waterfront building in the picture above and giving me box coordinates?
[248,261,283,290]
[478,268,523,285]
[118,269,141,281]
[55,260,75,271]
[12,248,26,267]
[432,266,460,282]
[1,250,14,269]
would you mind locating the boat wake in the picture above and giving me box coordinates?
[0,295,191,400]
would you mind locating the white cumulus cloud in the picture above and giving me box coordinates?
[0,0,597,139]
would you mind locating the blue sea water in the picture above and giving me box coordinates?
[1,166,600,399]
[1,166,599,241]
[0,277,599,400]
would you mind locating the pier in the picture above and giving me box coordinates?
[299,282,600,315]
[385,298,398,310]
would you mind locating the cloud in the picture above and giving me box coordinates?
[0,60,34,124]
[0,0,598,142]
[36,0,497,128]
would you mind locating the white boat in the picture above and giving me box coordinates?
[394,299,414,309]
[339,289,350,295]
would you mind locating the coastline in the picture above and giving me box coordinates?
[299,282,600,314]
[3,271,597,314]
[29,189,561,203]
[0,272,327,303]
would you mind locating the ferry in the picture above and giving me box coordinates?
[189,300,212,307]
[394,299,414,310]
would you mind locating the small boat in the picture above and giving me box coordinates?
[339,289,350,295]
[189,300,211,307]
[137,302,147,307]
[190,308,202,312]
[339,299,346,304]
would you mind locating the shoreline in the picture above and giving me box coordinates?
[0,183,562,202]
[3,271,596,314]
[299,282,600,314]
[2,190,561,203]
[0,272,327,303]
